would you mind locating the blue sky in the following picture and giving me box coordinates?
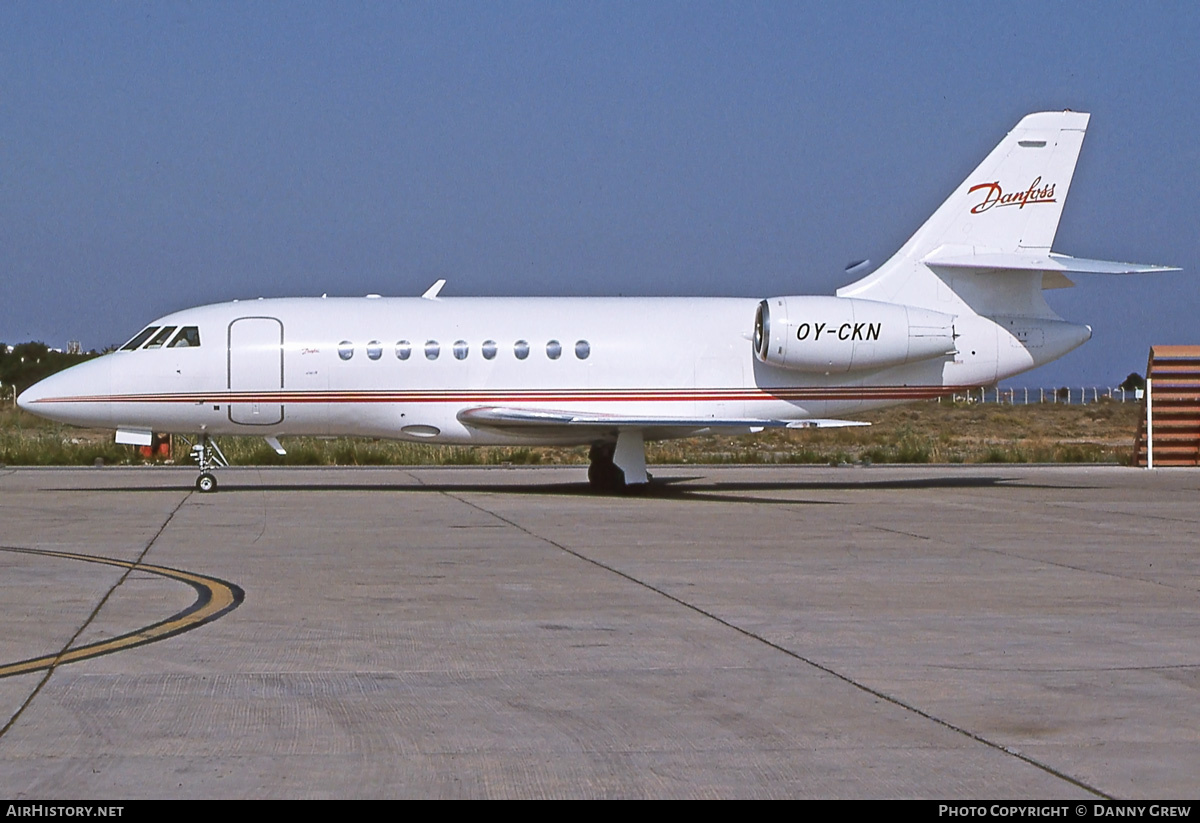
[3,2,1196,386]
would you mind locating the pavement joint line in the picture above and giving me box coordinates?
[445,489,1114,800]
[967,542,1200,595]
[0,492,191,740]
[879,510,1200,595]
[861,500,1200,595]
[931,662,1200,674]
[250,467,269,545]
[867,525,933,541]
[934,491,1200,534]
[1043,504,1200,527]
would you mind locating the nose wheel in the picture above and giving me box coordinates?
[185,434,228,493]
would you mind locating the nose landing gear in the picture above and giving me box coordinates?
[186,434,228,493]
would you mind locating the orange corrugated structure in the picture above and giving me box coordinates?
[1134,346,1200,467]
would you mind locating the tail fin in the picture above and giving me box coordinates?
[839,111,1091,310]
[903,110,1090,256]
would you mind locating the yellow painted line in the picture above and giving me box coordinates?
[0,547,244,679]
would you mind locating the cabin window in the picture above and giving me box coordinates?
[481,340,497,360]
[396,341,411,361]
[338,341,354,361]
[142,326,178,350]
[120,327,160,351]
[425,340,440,360]
[514,340,530,360]
[367,341,382,360]
[575,340,590,360]
[453,340,468,360]
[168,327,201,348]
[546,340,562,360]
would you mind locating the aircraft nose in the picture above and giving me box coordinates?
[17,371,65,414]
[16,372,60,411]
[15,383,39,411]
[15,357,113,426]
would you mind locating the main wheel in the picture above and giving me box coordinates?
[587,459,624,492]
[196,473,217,493]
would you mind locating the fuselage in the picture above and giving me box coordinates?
[18,294,1087,445]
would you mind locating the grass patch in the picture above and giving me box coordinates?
[0,397,1142,467]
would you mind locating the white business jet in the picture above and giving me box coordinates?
[19,111,1176,492]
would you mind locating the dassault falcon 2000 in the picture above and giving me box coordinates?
[19,111,1177,492]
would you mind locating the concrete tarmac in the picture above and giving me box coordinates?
[0,463,1197,799]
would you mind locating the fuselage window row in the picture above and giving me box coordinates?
[338,340,590,362]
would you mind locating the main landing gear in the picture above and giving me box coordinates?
[588,443,624,491]
[186,433,228,493]
[588,430,650,493]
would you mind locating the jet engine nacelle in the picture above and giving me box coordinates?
[753,296,956,374]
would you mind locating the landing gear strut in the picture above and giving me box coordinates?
[186,434,228,493]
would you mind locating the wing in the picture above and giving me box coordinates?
[457,406,868,439]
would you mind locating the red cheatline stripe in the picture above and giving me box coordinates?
[33,385,963,405]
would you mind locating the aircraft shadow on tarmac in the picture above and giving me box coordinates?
[49,473,1095,506]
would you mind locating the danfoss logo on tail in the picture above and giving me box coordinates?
[968,177,1057,213]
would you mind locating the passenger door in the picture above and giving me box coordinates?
[228,317,284,426]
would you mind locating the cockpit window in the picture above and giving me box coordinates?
[120,326,161,351]
[168,326,201,348]
[142,326,178,350]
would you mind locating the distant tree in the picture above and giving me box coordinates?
[1119,372,1146,392]
[0,342,99,398]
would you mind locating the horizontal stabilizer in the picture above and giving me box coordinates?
[924,249,1180,275]
[458,406,869,433]
[923,249,1179,290]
